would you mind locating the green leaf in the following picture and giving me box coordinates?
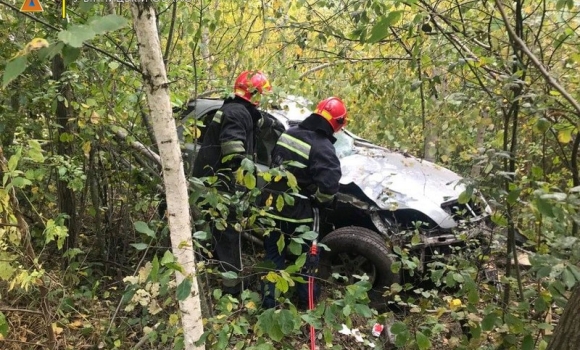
[452,272,464,283]
[11,177,31,188]
[240,158,256,173]
[130,243,149,251]
[0,312,8,338]
[269,322,284,342]
[27,140,44,162]
[176,277,192,301]
[299,230,318,241]
[276,195,284,212]
[62,45,81,67]
[221,271,238,279]
[37,41,64,60]
[416,331,431,350]
[458,186,473,204]
[481,312,497,331]
[295,253,306,268]
[286,171,298,189]
[342,304,351,316]
[535,196,554,217]
[161,250,175,265]
[390,321,407,334]
[288,240,302,255]
[134,221,156,238]
[353,303,372,317]
[534,118,551,133]
[150,255,160,281]
[193,230,209,240]
[506,188,521,205]
[521,334,534,350]
[79,0,95,13]
[89,14,128,35]
[567,264,580,281]
[243,172,256,189]
[2,56,28,88]
[275,309,296,335]
[282,192,294,206]
[367,11,402,43]
[562,266,576,289]
[411,233,421,246]
[58,25,96,48]
[276,234,285,254]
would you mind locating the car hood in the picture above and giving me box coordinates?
[335,134,467,228]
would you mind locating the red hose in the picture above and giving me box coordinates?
[308,242,318,350]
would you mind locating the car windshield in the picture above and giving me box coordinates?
[334,130,358,159]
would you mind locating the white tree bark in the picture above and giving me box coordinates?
[130,2,204,349]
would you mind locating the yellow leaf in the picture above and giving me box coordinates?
[274,175,282,182]
[68,320,83,329]
[25,38,49,53]
[286,172,298,189]
[557,127,574,143]
[82,141,91,158]
[440,154,449,162]
[265,271,279,283]
[448,298,462,311]
[296,46,303,57]
[188,125,201,139]
[265,194,273,207]
[235,168,244,184]
[52,323,64,335]
[90,111,100,124]
[169,314,179,326]
[245,301,256,310]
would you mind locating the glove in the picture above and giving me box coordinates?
[311,195,337,210]
[259,114,285,133]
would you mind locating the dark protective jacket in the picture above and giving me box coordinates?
[192,96,263,190]
[263,114,342,224]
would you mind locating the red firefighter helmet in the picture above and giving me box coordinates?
[314,97,348,133]
[233,70,272,105]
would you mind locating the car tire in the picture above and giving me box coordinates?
[318,226,400,308]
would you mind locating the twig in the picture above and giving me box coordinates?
[112,127,161,165]
[0,0,139,73]
[0,339,50,348]
[0,307,43,315]
[132,323,160,350]
[495,0,580,115]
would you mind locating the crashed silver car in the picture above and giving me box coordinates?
[178,96,492,299]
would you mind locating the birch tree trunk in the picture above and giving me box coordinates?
[546,285,580,350]
[130,2,204,348]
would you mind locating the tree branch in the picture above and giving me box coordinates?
[495,0,580,115]
[112,126,162,165]
[0,0,140,73]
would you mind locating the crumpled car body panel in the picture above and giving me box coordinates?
[181,97,490,235]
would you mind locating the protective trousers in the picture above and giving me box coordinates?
[261,220,320,309]
[213,211,243,296]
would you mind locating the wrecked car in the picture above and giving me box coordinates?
[178,96,492,301]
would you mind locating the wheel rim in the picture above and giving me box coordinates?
[327,252,377,285]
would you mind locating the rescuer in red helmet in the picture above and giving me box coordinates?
[192,70,275,296]
[260,96,348,309]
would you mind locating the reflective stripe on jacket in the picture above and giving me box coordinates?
[192,97,260,190]
[263,120,341,223]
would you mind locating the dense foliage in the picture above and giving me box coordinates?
[0,0,579,349]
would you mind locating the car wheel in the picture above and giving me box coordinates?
[318,226,400,306]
